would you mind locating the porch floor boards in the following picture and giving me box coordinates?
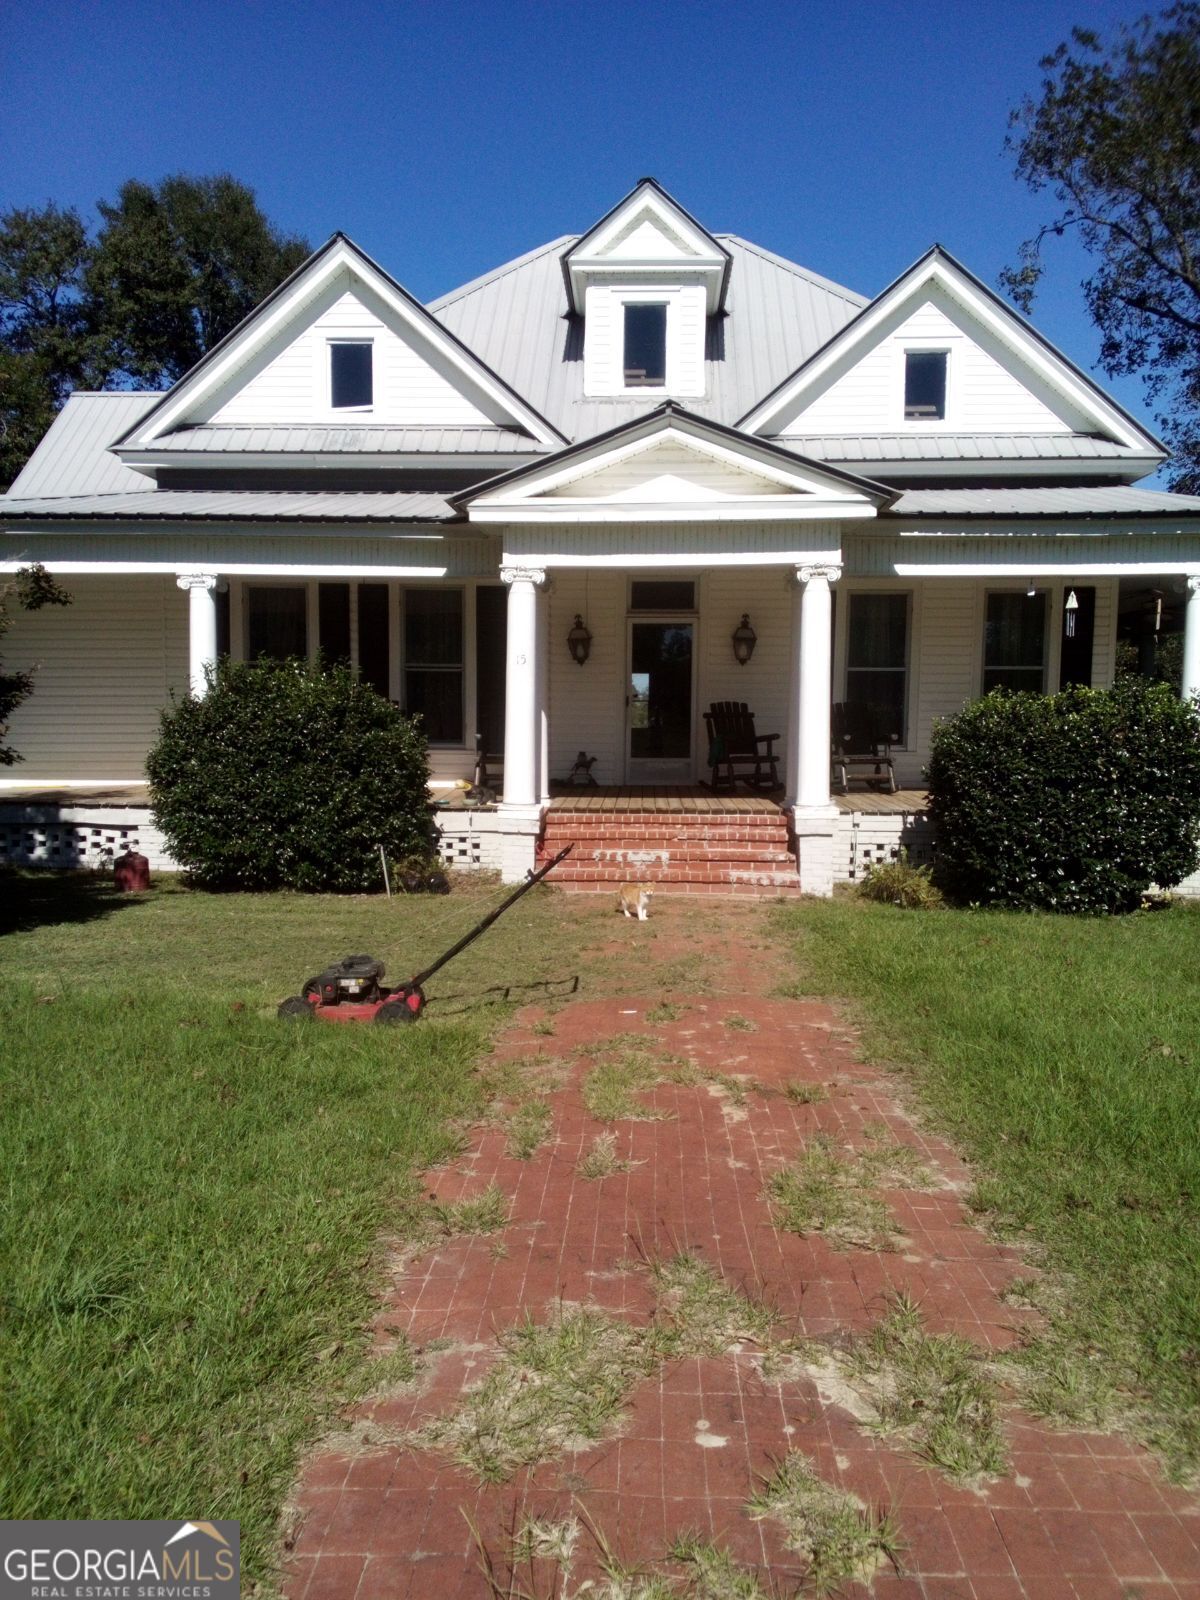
[547,784,781,815]
[834,786,930,814]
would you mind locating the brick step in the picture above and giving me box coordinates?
[554,880,804,898]
[541,844,797,866]
[548,864,801,888]
[544,811,785,829]
[542,826,793,846]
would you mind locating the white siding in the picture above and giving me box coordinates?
[780,287,1093,438]
[1091,578,1119,687]
[697,569,792,773]
[549,441,781,501]
[202,275,495,427]
[581,284,707,400]
[910,579,979,785]
[547,572,625,783]
[5,576,188,779]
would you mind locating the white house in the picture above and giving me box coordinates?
[4,178,1200,892]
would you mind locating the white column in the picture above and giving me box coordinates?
[537,581,551,803]
[501,566,544,806]
[1183,576,1200,702]
[176,572,220,698]
[797,565,838,810]
[786,563,841,896]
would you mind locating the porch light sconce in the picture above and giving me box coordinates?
[731,613,757,666]
[567,614,592,666]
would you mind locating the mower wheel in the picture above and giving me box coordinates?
[300,976,323,1000]
[374,984,424,1025]
[278,995,315,1021]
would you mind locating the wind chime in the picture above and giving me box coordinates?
[1064,588,1079,639]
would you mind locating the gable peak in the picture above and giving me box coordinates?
[563,179,731,315]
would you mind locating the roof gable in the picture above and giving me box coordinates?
[115,235,566,455]
[458,404,892,523]
[739,246,1165,460]
[562,178,731,315]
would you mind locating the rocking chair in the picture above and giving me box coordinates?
[704,701,781,792]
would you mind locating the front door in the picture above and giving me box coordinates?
[626,619,694,782]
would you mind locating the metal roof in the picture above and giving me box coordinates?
[9,393,160,497]
[0,490,459,522]
[886,486,1200,518]
[778,433,1148,463]
[142,424,544,455]
[429,234,867,442]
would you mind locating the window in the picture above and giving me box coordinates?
[846,592,910,744]
[630,579,695,611]
[904,350,947,420]
[984,591,1047,693]
[330,341,372,409]
[318,583,351,666]
[357,584,390,698]
[623,303,667,387]
[247,586,306,661]
[405,588,463,744]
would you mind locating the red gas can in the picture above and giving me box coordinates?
[113,851,151,892]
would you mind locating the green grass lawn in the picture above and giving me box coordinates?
[0,872,587,1590]
[774,894,1200,1480]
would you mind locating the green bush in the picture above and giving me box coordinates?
[927,678,1200,913]
[859,850,943,909]
[147,659,433,891]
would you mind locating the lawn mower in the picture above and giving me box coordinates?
[276,844,572,1025]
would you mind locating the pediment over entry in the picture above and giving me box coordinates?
[457,404,893,523]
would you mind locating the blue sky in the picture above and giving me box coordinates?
[2,0,1160,438]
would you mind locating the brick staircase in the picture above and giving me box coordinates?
[538,806,801,895]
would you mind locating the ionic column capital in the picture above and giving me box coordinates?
[795,563,842,586]
[1186,574,1200,596]
[500,565,547,588]
[176,571,219,593]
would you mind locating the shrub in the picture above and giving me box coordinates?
[859,850,943,909]
[147,659,433,891]
[927,678,1200,913]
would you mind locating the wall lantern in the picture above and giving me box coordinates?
[731,613,757,666]
[567,613,592,666]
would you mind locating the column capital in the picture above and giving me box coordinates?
[795,563,842,586]
[176,571,219,592]
[1186,574,1200,595]
[500,565,547,588]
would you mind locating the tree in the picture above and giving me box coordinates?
[0,176,310,488]
[0,564,71,765]
[87,175,311,388]
[1002,6,1200,491]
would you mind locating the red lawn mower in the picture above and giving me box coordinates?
[276,844,572,1025]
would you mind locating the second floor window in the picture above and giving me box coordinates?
[904,350,947,419]
[624,303,667,387]
[331,341,373,409]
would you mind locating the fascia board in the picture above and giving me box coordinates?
[467,499,880,524]
[563,182,731,314]
[741,258,1154,450]
[115,449,541,473]
[122,243,565,451]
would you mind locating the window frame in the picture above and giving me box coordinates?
[622,301,668,389]
[981,587,1051,696]
[903,347,949,422]
[328,338,374,413]
[402,584,466,748]
[842,588,913,747]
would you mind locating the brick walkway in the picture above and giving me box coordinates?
[283,902,1200,1599]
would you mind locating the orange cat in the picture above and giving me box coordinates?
[617,883,653,920]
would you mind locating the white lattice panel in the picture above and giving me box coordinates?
[835,811,937,882]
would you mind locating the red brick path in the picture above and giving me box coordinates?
[283,909,1199,1599]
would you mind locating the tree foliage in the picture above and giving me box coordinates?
[1002,6,1200,490]
[0,176,310,488]
[0,564,71,766]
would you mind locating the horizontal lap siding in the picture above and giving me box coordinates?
[548,572,624,784]
[911,579,978,784]
[699,570,791,769]
[5,576,188,778]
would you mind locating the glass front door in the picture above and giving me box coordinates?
[627,619,694,781]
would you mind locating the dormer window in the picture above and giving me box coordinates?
[330,341,373,410]
[624,304,667,387]
[904,350,947,420]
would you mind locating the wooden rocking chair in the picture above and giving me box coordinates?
[831,701,898,794]
[704,701,781,792]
